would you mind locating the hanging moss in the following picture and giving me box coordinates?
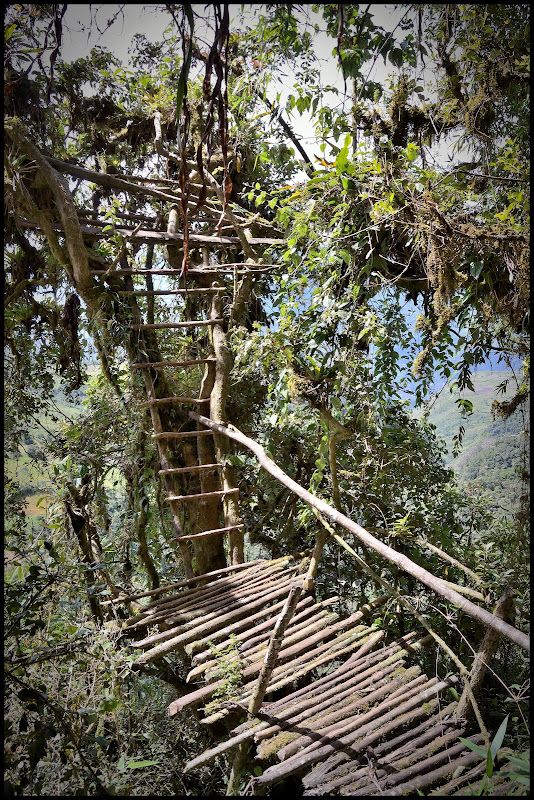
[412,305,457,378]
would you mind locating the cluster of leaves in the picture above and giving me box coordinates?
[4,528,227,796]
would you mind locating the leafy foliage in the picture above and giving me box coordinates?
[4,3,529,795]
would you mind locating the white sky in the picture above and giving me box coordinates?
[59,4,409,158]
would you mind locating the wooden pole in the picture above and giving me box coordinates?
[225,583,303,794]
[455,588,517,720]
[189,413,530,653]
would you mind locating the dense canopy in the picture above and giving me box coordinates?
[4,4,529,796]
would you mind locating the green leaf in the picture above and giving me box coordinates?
[127,760,160,770]
[389,47,404,67]
[486,748,494,778]
[504,751,530,770]
[5,24,18,42]
[99,696,120,713]
[459,737,488,759]
[406,143,419,162]
[508,773,530,787]
[470,260,484,279]
[335,134,351,174]
[490,715,509,761]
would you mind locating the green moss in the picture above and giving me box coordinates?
[390,666,407,680]
[257,731,299,760]
[202,635,244,715]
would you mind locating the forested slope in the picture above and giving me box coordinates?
[421,371,529,518]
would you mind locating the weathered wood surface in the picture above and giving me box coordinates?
[19,217,284,246]
[116,558,515,795]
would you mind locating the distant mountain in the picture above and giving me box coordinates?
[416,371,529,519]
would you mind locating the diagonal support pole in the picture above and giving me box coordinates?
[226,582,303,795]
[188,412,530,654]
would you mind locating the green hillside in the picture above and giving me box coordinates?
[5,381,85,516]
[417,370,529,518]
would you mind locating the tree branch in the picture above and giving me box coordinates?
[188,412,530,653]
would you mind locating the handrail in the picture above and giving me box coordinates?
[189,412,530,653]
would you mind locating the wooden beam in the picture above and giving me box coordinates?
[166,488,239,503]
[179,524,245,541]
[139,397,209,408]
[79,224,283,246]
[132,359,215,368]
[131,320,224,329]
[158,464,222,475]
[151,430,214,439]
[119,288,224,295]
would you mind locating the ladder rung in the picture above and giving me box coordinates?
[158,464,222,475]
[90,264,279,276]
[118,288,224,295]
[132,320,224,329]
[179,524,245,541]
[151,430,214,439]
[166,488,239,503]
[193,268,280,272]
[132,359,215,369]
[139,396,210,408]
[90,269,230,276]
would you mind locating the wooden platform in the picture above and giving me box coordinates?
[117,557,494,795]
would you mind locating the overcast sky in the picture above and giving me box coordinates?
[55,6,508,373]
[59,4,409,154]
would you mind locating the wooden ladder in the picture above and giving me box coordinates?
[112,264,244,578]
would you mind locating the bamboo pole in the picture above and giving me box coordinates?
[255,655,403,756]
[312,701,460,793]
[253,618,401,718]
[189,413,530,653]
[104,559,263,605]
[185,595,318,658]
[183,635,419,774]
[125,567,291,640]
[226,583,303,795]
[200,626,385,725]
[133,572,298,647]
[255,649,399,742]
[302,698,443,790]
[135,576,300,664]
[238,610,337,665]
[340,730,476,795]
[415,539,485,586]
[455,588,516,721]
[323,520,490,746]
[278,675,437,764]
[348,741,484,796]
[276,666,424,762]
[253,678,457,788]
[123,560,287,627]
[188,605,331,682]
